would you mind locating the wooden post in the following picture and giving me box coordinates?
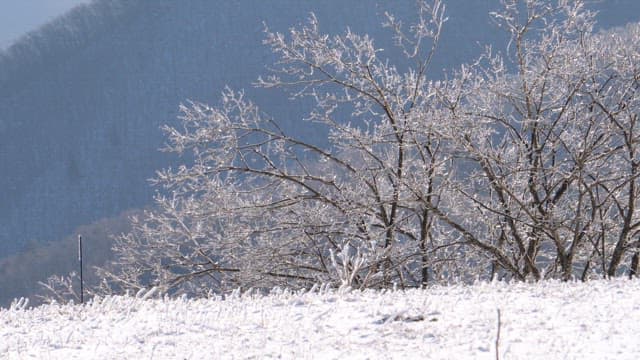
[78,234,84,304]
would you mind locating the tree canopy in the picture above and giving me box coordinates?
[95,0,640,297]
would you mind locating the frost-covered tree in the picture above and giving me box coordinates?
[100,0,456,296]
[100,0,640,297]
[436,0,640,281]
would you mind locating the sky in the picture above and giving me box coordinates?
[0,0,89,50]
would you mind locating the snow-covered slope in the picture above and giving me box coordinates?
[2,279,639,359]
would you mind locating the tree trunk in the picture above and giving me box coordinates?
[629,252,639,279]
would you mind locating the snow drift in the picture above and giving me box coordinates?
[2,279,639,359]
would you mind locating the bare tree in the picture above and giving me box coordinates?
[100,0,458,296]
[434,0,640,280]
[100,0,640,297]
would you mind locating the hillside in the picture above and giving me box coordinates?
[3,0,639,258]
[2,279,639,359]
[0,0,505,257]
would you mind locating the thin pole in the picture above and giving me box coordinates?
[78,234,84,304]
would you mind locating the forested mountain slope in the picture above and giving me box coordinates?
[0,0,638,258]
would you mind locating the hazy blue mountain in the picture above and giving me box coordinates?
[0,0,638,259]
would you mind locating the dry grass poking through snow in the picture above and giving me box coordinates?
[1,279,639,359]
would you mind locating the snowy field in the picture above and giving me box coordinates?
[1,279,639,359]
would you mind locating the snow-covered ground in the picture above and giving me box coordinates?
[1,279,639,359]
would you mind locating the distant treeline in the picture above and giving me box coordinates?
[0,0,144,97]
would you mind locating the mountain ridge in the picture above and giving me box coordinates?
[1,0,639,257]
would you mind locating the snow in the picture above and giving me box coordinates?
[1,279,639,359]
